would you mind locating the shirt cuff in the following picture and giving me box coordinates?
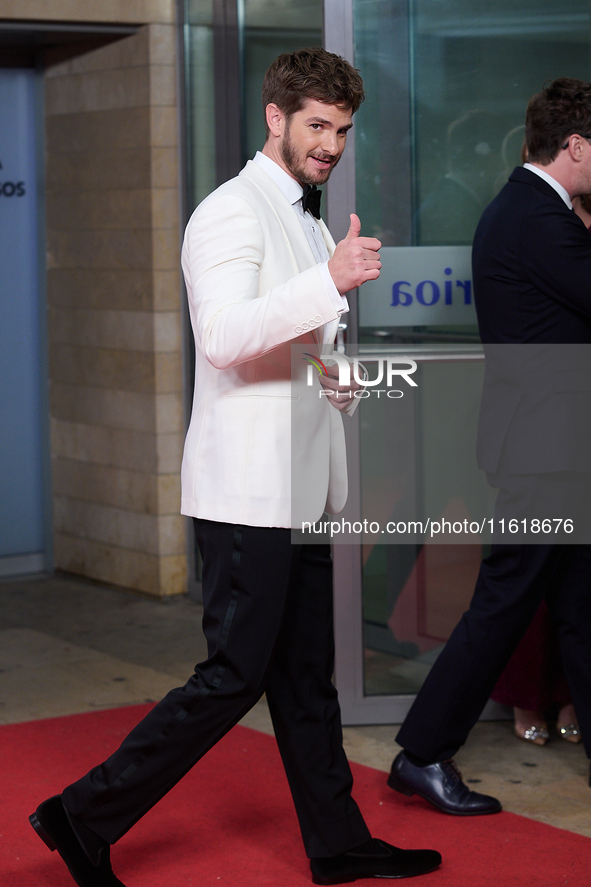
[319,261,349,316]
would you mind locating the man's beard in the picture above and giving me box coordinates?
[280,125,340,185]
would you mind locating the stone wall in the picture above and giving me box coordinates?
[44,21,187,596]
[0,1,174,24]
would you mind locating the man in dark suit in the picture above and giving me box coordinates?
[388,77,591,814]
[28,48,441,887]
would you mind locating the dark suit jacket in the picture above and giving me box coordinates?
[472,166,591,476]
[397,168,591,762]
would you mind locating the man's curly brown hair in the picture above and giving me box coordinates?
[262,47,365,135]
[526,77,591,164]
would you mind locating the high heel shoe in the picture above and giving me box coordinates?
[515,724,549,745]
[557,723,582,744]
[513,708,549,746]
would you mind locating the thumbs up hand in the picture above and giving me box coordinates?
[328,214,381,293]
[345,213,362,240]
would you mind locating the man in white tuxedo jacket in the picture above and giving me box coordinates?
[180,152,356,528]
[29,48,440,886]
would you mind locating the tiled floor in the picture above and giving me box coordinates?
[1,572,589,838]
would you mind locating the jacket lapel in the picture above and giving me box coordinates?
[240,161,339,346]
[240,161,316,270]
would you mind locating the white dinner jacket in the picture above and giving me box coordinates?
[180,160,350,528]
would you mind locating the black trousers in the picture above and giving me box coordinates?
[397,542,591,762]
[62,519,370,858]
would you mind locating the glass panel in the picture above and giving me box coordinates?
[184,0,216,208]
[184,1,323,203]
[355,0,591,249]
[360,355,490,696]
[354,0,591,343]
[412,0,591,248]
[242,0,323,160]
[353,0,591,701]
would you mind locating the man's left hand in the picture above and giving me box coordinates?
[319,371,363,411]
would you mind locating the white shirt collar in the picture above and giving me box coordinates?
[523,162,572,209]
[253,151,303,206]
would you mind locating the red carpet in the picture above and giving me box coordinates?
[1,704,589,886]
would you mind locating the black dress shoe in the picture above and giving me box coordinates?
[29,795,126,887]
[388,751,501,816]
[310,837,441,884]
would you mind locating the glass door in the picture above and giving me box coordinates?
[333,0,591,724]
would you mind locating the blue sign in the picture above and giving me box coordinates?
[360,246,476,327]
[0,69,46,566]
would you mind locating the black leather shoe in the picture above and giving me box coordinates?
[29,795,126,887]
[388,751,501,816]
[310,837,441,883]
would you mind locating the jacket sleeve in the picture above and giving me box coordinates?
[181,191,341,369]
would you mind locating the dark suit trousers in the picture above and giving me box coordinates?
[62,519,370,858]
[396,542,591,762]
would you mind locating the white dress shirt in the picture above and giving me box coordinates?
[523,162,573,209]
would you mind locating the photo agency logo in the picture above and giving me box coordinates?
[303,351,418,400]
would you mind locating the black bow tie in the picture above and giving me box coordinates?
[302,184,322,219]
